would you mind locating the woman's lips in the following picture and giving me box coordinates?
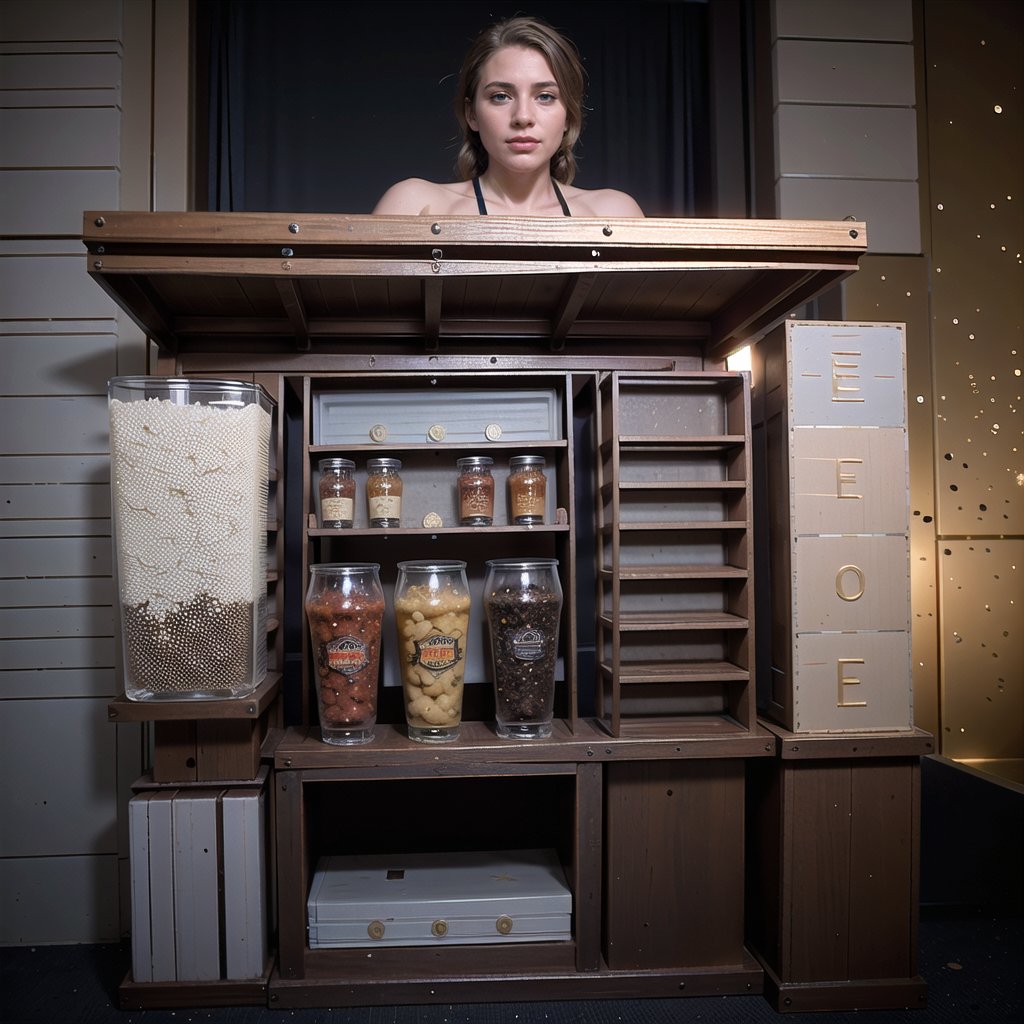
[506,137,540,152]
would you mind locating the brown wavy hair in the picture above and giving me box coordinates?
[454,17,585,184]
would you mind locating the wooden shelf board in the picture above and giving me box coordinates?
[274,719,775,770]
[614,520,748,532]
[618,434,746,446]
[309,524,570,538]
[271,956,764,1007]
[83,213,865,357]
[600,610,749,630]
[617,479,747,490]
[758,719,936,759]
[605,715,752,739]
[601,564,749,581]
[107,672,281,723]
[600,660,749,683]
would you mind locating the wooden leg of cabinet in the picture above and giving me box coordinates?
[746,755,927,1012]
[274,770,307,980]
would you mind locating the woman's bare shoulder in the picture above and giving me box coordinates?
[565,186,645,218]
[372,178,476,215]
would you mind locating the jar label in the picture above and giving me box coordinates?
[326,636,370,676]
[412,634,462,674]
[511,628,548,662]
[322,497,353,521]
[460,488,493,517]
[368,495,401,519]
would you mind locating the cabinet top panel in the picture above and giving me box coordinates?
[83,213,866,362]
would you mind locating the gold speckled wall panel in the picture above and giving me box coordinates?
[938,541,1023,760]
[925,12,1023,538]
[924,3,1023,766]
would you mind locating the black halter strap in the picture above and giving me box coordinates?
[472,176,572,216]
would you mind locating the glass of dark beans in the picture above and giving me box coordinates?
[483,558,563,739]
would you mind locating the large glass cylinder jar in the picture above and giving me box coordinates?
[484,558,563,739]
[108,377,274,700]
[394,560,471,743]
[305,564,385,745]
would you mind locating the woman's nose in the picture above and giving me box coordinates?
[510,103,535,127]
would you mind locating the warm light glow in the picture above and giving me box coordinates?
[726,345,752,373]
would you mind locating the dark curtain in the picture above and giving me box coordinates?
[196,0,712,217]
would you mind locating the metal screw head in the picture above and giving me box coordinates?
[431,223,442,235]
[603,225,613,236]
[849,229,859,239]
[94,217,105,227]
[431,248,443,260]
[288,222,299,233]
[281,247,294,257]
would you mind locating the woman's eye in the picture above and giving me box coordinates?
[537,92,558,104]
[488,91,510,103]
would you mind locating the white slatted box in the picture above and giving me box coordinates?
[308,849,571,948]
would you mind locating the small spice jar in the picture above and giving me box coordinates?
[508,455,547,525]
[456,456,495,526]
[366,458,402,527]
[317,458,355,528]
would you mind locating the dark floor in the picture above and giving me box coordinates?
[1,906,1021,1024]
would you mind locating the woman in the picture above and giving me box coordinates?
[373,17,643,217]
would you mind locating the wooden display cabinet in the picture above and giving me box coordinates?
[83,212,931,1013]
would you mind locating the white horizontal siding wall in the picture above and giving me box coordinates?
[771,0,921,255]
[0,0,189,944]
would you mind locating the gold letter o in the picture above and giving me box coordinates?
[835,564,865,602]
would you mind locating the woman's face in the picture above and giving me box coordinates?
[466,46,568,177]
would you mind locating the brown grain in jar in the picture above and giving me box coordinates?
[318,458,355,528]
[456,456,494,526]
[366,458,402,527]
[508,455,547,525]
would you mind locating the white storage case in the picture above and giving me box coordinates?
[307,848,572,948]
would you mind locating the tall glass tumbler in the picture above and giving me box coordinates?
[484,558,563,739]
[394,560,471,742]
[108,377,274,700]
[306,564,385,745]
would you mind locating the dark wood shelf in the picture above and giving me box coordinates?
[107,672,281,723]
[601,610,749,630]
[274,720,776,770]
[600,660,750,684]
[601,563,749,580]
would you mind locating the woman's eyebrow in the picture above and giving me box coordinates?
[481,79,558,90]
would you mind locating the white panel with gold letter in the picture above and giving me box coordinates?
[754,321,913,733]
[792,631,913,733]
